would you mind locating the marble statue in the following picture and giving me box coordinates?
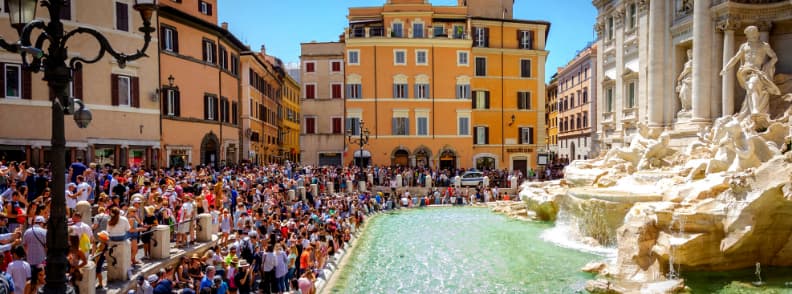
[637,131,673,170]
[721,25,781,115]
[599,123,655,168]
[676,49,693,116]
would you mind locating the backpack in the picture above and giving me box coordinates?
[240,240,254,263]
[0,272,13,294]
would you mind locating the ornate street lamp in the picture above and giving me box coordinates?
[347,120,370,180]
[0,1,156,293]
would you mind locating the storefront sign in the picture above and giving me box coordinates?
[171,149,189,156]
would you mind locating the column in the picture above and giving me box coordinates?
[712,25,724,119]
[75,201,92,225]
[76,261,96,294]
[647,0,666,127]
[196,213,213,242]
[152,225,171,259]
[692,0,713,123]
[719,20,737,116]
[107,240,131,281]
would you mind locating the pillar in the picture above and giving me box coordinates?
[196,213,213,242]
[327,181,334,194]
[358,181,366,192]
[75,201,92,226]
[395,174,403,188]
[721,23,736,116]
[647,0,666,127]
[425,175,432,189]
[691,0,713,123]
[76,261,96,294]
[152,225,170,259]
[288,189,296,201]
[107,240,131,281]
[367,173,373,185]
[298,186,306,203]
[510,176,518,191]
[310,184,318,197]
[346,180,353,193]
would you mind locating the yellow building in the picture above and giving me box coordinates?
[0,0,160,166]
[280,72,301,163]
[344,0,549,173]
[241,48,272,165]
[546,75,559,157]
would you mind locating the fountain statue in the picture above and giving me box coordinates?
[516,23,792,294]
[721,25,781,116]
[676,49,693,118]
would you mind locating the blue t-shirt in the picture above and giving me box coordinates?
[152,279,173,294]
[69,162,87,183]
[200,276,213,291]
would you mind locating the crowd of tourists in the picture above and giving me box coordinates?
[0,159,521,294]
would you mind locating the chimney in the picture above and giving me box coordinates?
[221,22,228,30]
[260,44,266,55]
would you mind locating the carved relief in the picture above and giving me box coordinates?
[716,18,740,32]
[612,8,625,26]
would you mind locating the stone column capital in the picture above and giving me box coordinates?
[594,21,605,38]
[612,8,625,25]
[638,0,649,12]
[716,18,740,32]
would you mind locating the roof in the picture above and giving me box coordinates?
[158,5,247,51]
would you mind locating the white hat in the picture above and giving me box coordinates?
[147,274,158,284]
[35,216,46,224]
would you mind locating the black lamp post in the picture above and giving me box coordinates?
[0,0,156,293]
[347,119,370,181]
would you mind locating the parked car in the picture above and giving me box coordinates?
[460,171,483,187]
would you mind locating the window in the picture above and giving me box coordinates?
[458,116,470,136]
[4,64,21,99]
[606,87,614,112]
[452,25,465,39]
[473,27,489,47]
[231,54,239,75]
[305,62,315,73]
[570,93,575,108]
[346,117,361,135]
[413,23,424,38]
[198,0,213,15]
[475,57,486,76]
[519,127,534,144]
[583,112,588,128]
[394,50,406,65]
[473,91,489,109]
[519,30,534,49]
[219,45,228,70]
[165,89,180,116]
[332,117,343,134]
[416,116,428,136]
[457,51,469,66]
[202,40,216,64]
[331,84,342,99]
[232,102,238,125]
[474,126,489,145]
[433,25,445,37]
[517,92,531,110]
[392,22,403,37]
[204,95,218,120]
[415,84,429,99]
[305,117,316,134]
[111,74,137,107]
[59,0,72,20]
[416,50,427,65]
[520,59,531,78]
[220,98,230,123]
[161,26,178,52]
[346,84,362,99]
[115,2,129,32]
[456,84,470,99]
[347,50,359,65]
[628,3,637,30]
[305,84,316,99]
[582,88,588,103]
[331,61,342,72]
[393,83,408,99]
[392,117,409,135]
[626,81,636,108]
[576,114,582,129]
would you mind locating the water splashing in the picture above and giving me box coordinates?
[667,211,687,280]
[753,262,765,286]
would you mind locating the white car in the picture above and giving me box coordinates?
[459,171,483,187]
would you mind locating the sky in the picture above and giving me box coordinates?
[219,0,597,83]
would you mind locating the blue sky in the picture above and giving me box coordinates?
[219,0,597,83]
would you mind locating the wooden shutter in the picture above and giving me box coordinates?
[202,40,207,62]
[203,95,209,120]
[131,76,140,108]
[455,85,461,99]
[529,127,534,144]
[74,69,83,99]
[21,68,31,99]
[517,30,522,47]
[484,127,489,144]
[162,89,168,114]
[484,28,490,47]
[518,127,523,144]
[212,43,217,64]
[208,3,213,16]
[116,2,128,31]
[526,92,531,109]
[60,0,71,20]
[232,102,237,124]
[473,127,478,144]
[110,74,119,106]
[213,97,219,121]
[471,91,476,108]
[173,29,179,53]
[174,90,181,116]
[484,91,490,109]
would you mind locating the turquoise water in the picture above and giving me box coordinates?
[685,267,792,293]
[331,207,600,294]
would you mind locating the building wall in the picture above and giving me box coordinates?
[281,74,301,163]
[555,45,597,161]
[158,5,243,168]
[300,42,346,167]
[0,0,160,167]
[241,53,266,165]
[546,79,558,155]
[159,0,218,25]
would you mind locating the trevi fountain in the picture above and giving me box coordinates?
[518,24,792,293]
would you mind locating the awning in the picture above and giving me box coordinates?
[349,18,382,25]
[353,150,372,158]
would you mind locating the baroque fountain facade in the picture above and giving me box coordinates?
[517,0,792,292]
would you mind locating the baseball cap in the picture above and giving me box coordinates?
[34,216,46,224]
[147,274,158,284]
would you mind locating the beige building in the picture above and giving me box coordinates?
[555,44,597,161]
[300,42,345,166]
[0,0,160,167]
[593,0,792,148]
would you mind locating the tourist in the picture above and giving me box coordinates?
[94,231,109,289]
[297,270,315,294]
[233,259,253,294]
[152,266,175,294]
[7,248,29,294]
[23,265,44,294]
[67,233,87,291]
[22,216,46,269]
